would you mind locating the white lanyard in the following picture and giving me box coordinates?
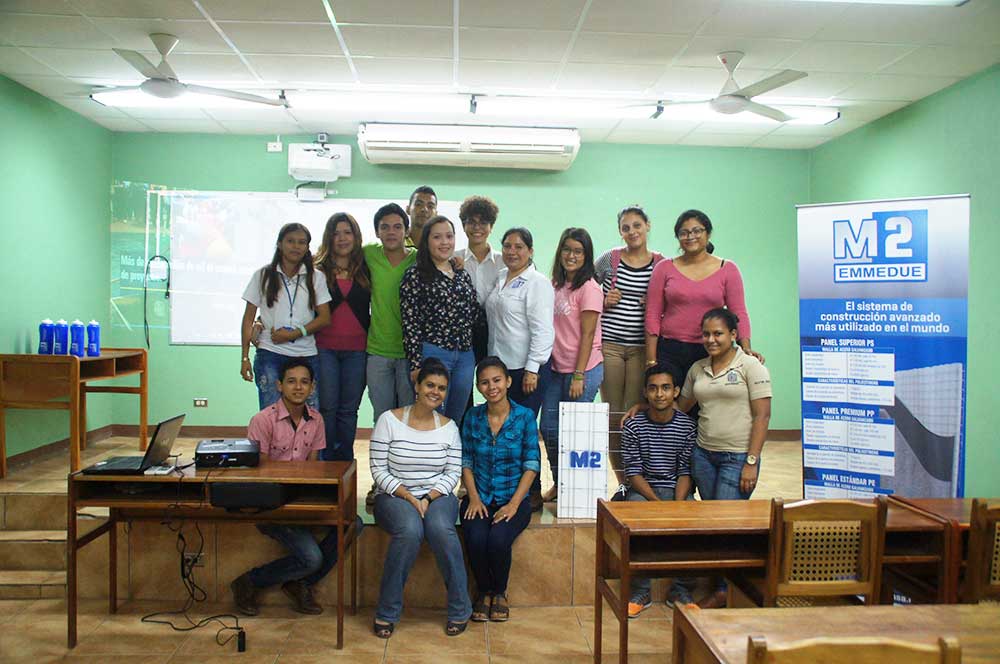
[281,273,301,323]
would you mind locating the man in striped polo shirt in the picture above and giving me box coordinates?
[622,363,697,618]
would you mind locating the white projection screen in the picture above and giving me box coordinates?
[165,191,463,345]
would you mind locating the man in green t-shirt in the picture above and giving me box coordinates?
[364,202,418,435]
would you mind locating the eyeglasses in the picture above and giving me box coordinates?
[560,246,585,257]
[677,227,707,239]
[463,218,491,228]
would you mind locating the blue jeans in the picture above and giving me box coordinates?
[460,497,532,596]
[626,486,695,602]
[508,367,546,418]
[317,349,367,461]
[691,446,755,501]
[366,353,413,426]
[253,349,319,411]
[248,523,340,588]
[373,493,471,624]
[421,343,475,424]
[538,359,604,484]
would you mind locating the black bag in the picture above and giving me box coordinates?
[210,482,287,513]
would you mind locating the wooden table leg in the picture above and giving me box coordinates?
[0,404,7,479]
[67,481,78,648]
[139,352,148,450]
[78,387,87,451]
[350,519,357,615]
[336,520,345,649]
[69,362,81,473]
[109,509,118,613]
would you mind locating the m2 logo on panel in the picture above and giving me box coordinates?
[832,210,928,283]
[569,450,603,469]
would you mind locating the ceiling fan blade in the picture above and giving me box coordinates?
[743,101,792,123]
[733,69,807,99]
[155,58,178,81]
[186,84,287,107]
[113,48,160,79]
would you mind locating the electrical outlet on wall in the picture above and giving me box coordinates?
[267,140,283,153]
[194,398,208,407]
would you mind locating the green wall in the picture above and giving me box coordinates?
[110,133,809,433]
[0,76,112,456]
[810,65,1000,496]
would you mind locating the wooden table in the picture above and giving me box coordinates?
[672,603,1000,663]
[66,459,359,649]
[594,498,950,664]
[0,348,148,477]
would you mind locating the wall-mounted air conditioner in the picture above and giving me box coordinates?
[357,124,581,171]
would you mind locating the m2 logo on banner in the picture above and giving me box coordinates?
[798,195,969,499]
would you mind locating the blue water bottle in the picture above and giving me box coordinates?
[38,319,54,354]
[53,320,70,355]
[69,320,86,357]
[87,320,101,357]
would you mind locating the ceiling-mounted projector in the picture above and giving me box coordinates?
[288,143,352,182]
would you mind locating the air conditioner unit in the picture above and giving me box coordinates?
[288,143,352,182]
[357,124,581,171]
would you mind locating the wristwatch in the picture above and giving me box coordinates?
[745,454,758,466]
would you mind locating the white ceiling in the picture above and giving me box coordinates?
[1,0,998,149]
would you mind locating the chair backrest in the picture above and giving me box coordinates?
[764,496,887,606]
[747,635,961,664]
[962,498,1000,603]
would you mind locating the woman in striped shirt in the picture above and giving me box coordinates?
[594,206,665,486]
[370,357,472,638]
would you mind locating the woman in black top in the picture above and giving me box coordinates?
[314,212,371,461]
[400,215,478,423]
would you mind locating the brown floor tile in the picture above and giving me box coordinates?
[281,608,388,654]
[167,655,276,664]
[0,616,101,657]
[71,617,189,656]
[63,656,172,664]
[0,599,34,622]
[387,655,488,663]
[576,605,673,656]
[173,618,292,656]
[276,656,383,663]
[487,606,591,656]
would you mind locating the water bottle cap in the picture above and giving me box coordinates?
[88,320,100,325]
[56,319,68,324]
[71,319,84,325]
[41,319,53,324]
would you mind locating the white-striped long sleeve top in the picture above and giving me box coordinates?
[370,409,462,498]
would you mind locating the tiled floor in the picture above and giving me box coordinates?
[0,433,803,661]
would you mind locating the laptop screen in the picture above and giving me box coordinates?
[140,414,186,468]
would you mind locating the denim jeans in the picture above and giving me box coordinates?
[317,349,367,461]
[626,486,695,602]
[687,445,758,596]
[366,353,413,427]
[373,493,471,624]
[421,342,475,424]
[253,349,319,411]
[538,359,604,484]
[247,523,339,588]
[508,367,546,418]
[460,497,532,596]
[691,446,755,501]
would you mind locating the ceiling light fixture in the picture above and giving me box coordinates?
[475,96,656,120]
[91,87,285,109]
[285,91,469,114]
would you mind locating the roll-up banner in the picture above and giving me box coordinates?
[797,195,969,498]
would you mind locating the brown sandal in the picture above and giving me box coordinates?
[490,593,510,622]
[471,594,491,622]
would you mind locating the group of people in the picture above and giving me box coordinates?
[232,186,773,635]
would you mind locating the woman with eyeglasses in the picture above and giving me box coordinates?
[645,210,762,391]
[594,206,665,488]
[539,227,604,503]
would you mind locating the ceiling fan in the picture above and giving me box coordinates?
[93,33,285,107]
[660,51,808,122]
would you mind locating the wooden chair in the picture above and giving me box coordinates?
[747,634,961,664]
[961,498,1000,604]
[729,496,887,607]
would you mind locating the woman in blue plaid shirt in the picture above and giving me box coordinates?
[460,356,540,623]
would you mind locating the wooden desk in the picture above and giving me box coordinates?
[66,459,359,649]
[672,603,1000,663]
[889,497,978,603]
[594,499,949,664]
[0,348,148,477]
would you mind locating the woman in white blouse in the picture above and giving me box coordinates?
[484,228,554,510]
[370,357,472,638]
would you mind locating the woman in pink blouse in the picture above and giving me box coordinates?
[644,209,762,385]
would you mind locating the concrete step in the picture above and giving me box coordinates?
[0,569,66,599]
[0,530,67,571]
[1,493,67,531]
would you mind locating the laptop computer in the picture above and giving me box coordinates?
[82,414,186,475]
